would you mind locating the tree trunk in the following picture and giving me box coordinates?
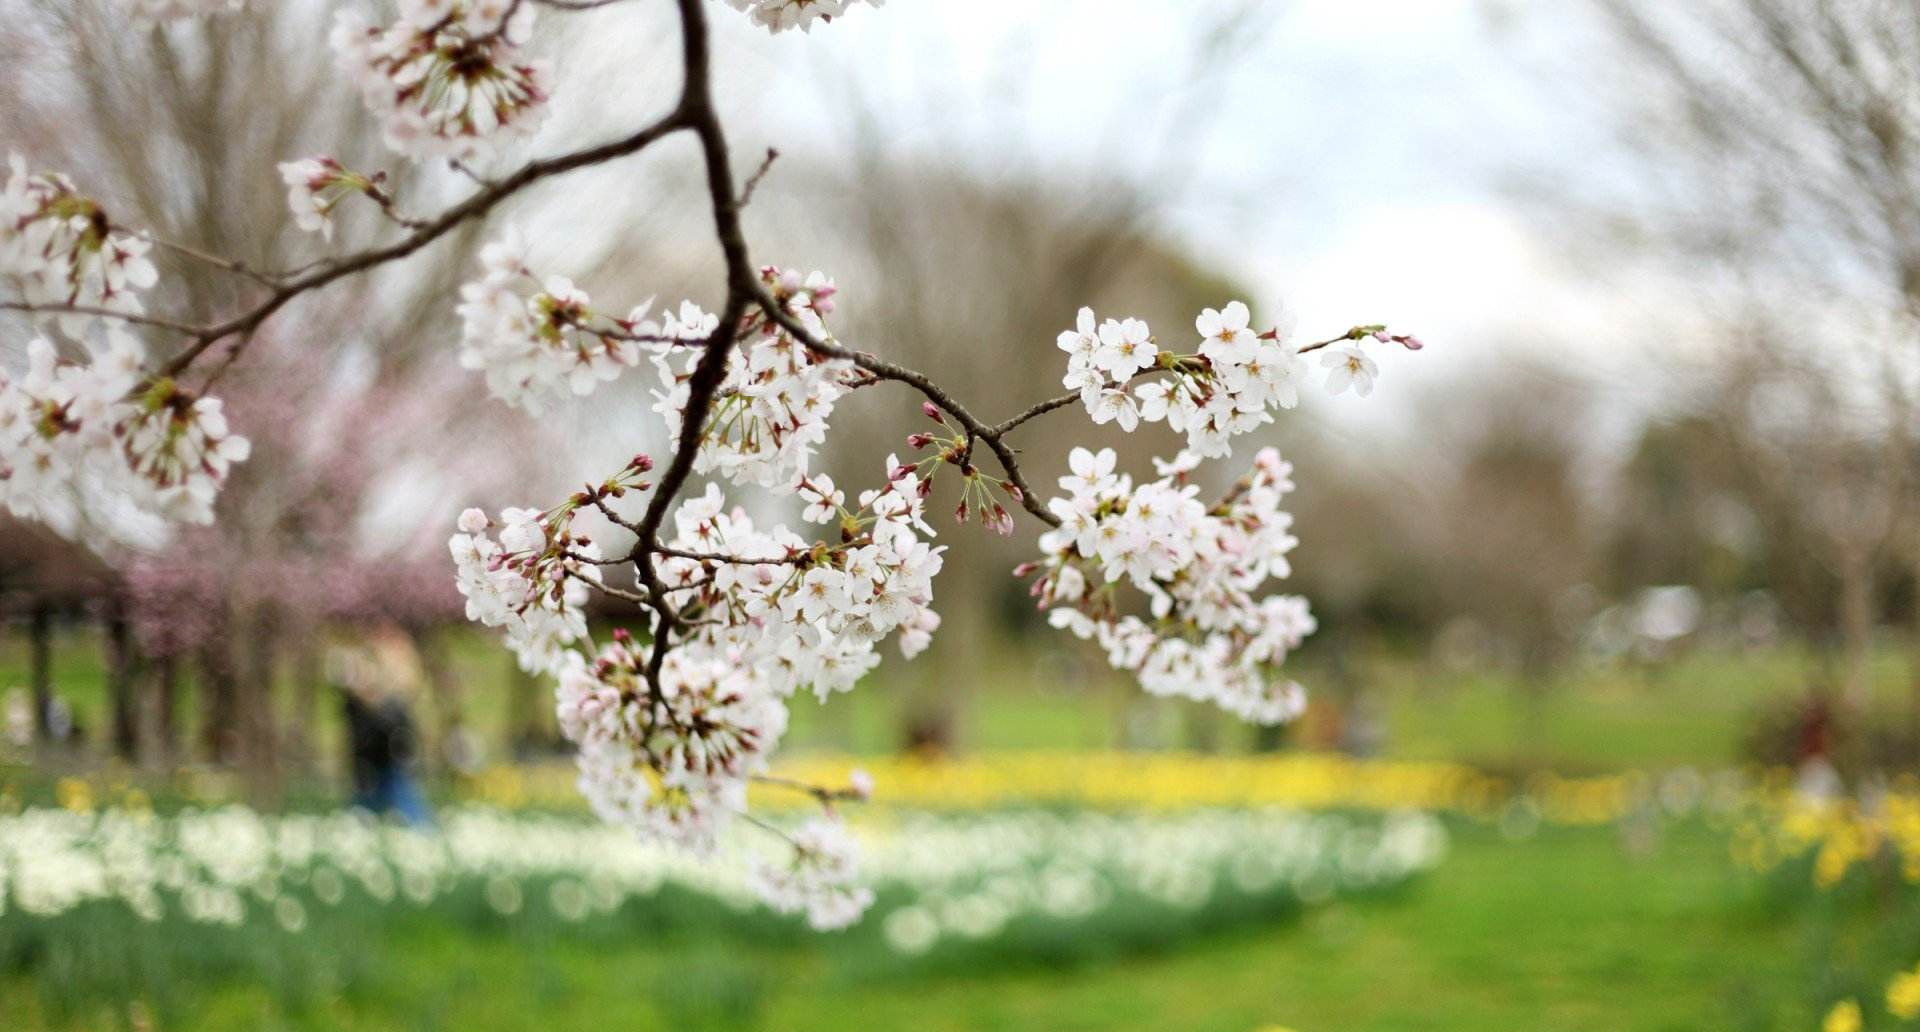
[287,635,324,774]
[1911,542,1920,712]
[1518,645,1555,772]
[150,653,179,769]
[105,595,138,762]
[415,627,464,773]
[898,603,974,756]
[1837,543,1875,709]
[237,609,281,793]
[1183,704,1222,753]
[198,637,240,765]
[28,599,53,746]
[506,653,546,759]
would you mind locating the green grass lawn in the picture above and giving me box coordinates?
[4,627,1909,1030]
[0,822,1851,1032]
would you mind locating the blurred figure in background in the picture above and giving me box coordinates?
[331,629,433,826]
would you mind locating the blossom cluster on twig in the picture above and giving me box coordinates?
[0,0,1420,928]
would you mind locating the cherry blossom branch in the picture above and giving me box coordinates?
[620,0,757,694]
[6,0,1361,934]
[742,284,1063,527]
[11,91,688,381]
[989,367,1170,438]
[154,108,689,378]
[0,301,206,336]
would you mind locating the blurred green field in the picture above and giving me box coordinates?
[2,623,1909,773]
[5,627,1915,1031]
[2,821,1874,1032]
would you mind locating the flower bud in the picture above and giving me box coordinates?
[921,402,946,425]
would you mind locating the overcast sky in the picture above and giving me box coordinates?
[673,0,1677,435]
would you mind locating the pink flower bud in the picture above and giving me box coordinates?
[954,500,970,524]
[1012,561,1039,577]
[907,433,934,450]
[921,402,946,425]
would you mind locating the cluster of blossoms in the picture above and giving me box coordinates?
[0,0,1433,939]
[440,266,1419,921]
[722,0,886,34]
[1058,301,1419,458]
[561,628,789,853]
[0,335,251,528]
[454,231,679,414]
[2,155,158,334]
[276,157,400,242]
[448,456,653,674]
[456,249,866,487]
[751,815,873,929]
[331,0,552,162]
[1024,446,1317,725]
[653,459,946,697]
[457,448,940,920]
[652,267,863,491]
[1,156,250,529]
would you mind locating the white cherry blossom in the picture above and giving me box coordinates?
[752,816,874,930]
[1,155,159,334]
[1321,343,1380,397]
[331,1,551,162]
[722,0,881,34]
[1026,445,1312,725]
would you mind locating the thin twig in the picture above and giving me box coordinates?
[745,284,1062,527]
[145,236,282,288]
[653,545,810,565]
[752,773,867,804]
[738,147,780,209]
[0,301,205,336]
[157,106,689,378]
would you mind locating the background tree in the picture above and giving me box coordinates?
[1567,0,1920,700]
